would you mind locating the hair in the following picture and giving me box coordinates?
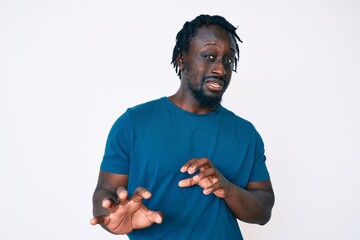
[171,14,243,79]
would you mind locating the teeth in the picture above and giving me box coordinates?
[209,82,220,87]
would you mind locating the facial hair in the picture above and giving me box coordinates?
[183,65,225,109]
[186,77,223,108]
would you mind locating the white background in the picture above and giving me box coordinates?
[1,0,359,239]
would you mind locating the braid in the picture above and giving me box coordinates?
[171,14,242,79]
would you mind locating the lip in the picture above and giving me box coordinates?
[205,78,225,92]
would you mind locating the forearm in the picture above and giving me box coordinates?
[92,171,129,217]
[92,188,115,217]
[91,188,116,233]
[224,182,274,225]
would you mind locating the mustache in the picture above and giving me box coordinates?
[202,74,226,84]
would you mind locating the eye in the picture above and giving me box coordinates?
[224,58,234,65]
[204,54,215,61]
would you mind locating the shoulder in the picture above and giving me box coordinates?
[123,97,167,122]
[220,106,264,143]
[221,106,265,149]
[129,97,164,112]
[109,98,165,133]
[221,106,255,130]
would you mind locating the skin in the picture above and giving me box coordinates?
[91,24,275,234]
[90,171,163,234]
[170,25,236,113]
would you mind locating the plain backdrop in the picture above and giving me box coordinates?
[1,0,359,239]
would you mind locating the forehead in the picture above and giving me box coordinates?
[190,25,236,51]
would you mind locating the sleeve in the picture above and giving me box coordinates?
[100,109,132,174]
[248,128,270,182]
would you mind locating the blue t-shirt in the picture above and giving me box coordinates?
[101,97,270,240]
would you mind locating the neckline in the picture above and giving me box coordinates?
[162,96,222,117]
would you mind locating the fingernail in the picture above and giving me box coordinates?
[193,175,199,181]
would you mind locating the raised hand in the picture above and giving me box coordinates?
[90,187,163,234]
[178,157,233,199]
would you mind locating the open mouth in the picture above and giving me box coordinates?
[205,79,225,91]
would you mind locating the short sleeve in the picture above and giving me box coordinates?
[100,109,132,174]
[248,128,270,182]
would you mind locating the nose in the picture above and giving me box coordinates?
[211,59,226,77]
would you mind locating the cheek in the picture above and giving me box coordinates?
[185,65,201,81]
[184,59,209,82]
[227,71,232,80]
[184,68,197,82]
[225,67,233,79]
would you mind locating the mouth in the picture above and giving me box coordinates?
[205,78,225,92]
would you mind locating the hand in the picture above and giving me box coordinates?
[178,157,233,199]
[90,187,163,234]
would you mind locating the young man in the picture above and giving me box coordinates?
[90,14,274,239]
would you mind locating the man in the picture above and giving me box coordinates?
[90,14,274,239]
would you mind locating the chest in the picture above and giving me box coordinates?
[129,118,253,187]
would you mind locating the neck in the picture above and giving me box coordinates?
[168,91,218,114]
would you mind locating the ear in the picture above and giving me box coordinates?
[176,53,185,70]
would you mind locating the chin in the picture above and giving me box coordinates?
[197,95,223,108]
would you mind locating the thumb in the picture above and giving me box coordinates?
[90,217,100,225]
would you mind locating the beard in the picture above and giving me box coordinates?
[183,64,225,109]
[186,77,223,109]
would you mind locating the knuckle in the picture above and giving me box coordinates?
[188,179,194,185]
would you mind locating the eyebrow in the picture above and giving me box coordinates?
[204,43,236,53]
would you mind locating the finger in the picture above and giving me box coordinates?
[203,181,224,195]
[90,216,105,225]
[90,217,99,225]
[196,157,213,171]
[180,158,199,173]
[202,184,218,195]
[102,198,115,209]
[203,187,213,195]
[131,187,152,202]
[117,187,129,204]
[192,168,216,182]
[187,157,212,174]
[178,177,197,187]
[147,211,163,224]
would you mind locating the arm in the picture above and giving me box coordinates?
[92,170,128,220]
[178,158,274,225]
[90,170,163,234]
[224,180,274,225]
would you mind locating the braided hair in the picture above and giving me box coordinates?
[171,14,242,79]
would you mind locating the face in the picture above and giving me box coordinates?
[179,25,237,108]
